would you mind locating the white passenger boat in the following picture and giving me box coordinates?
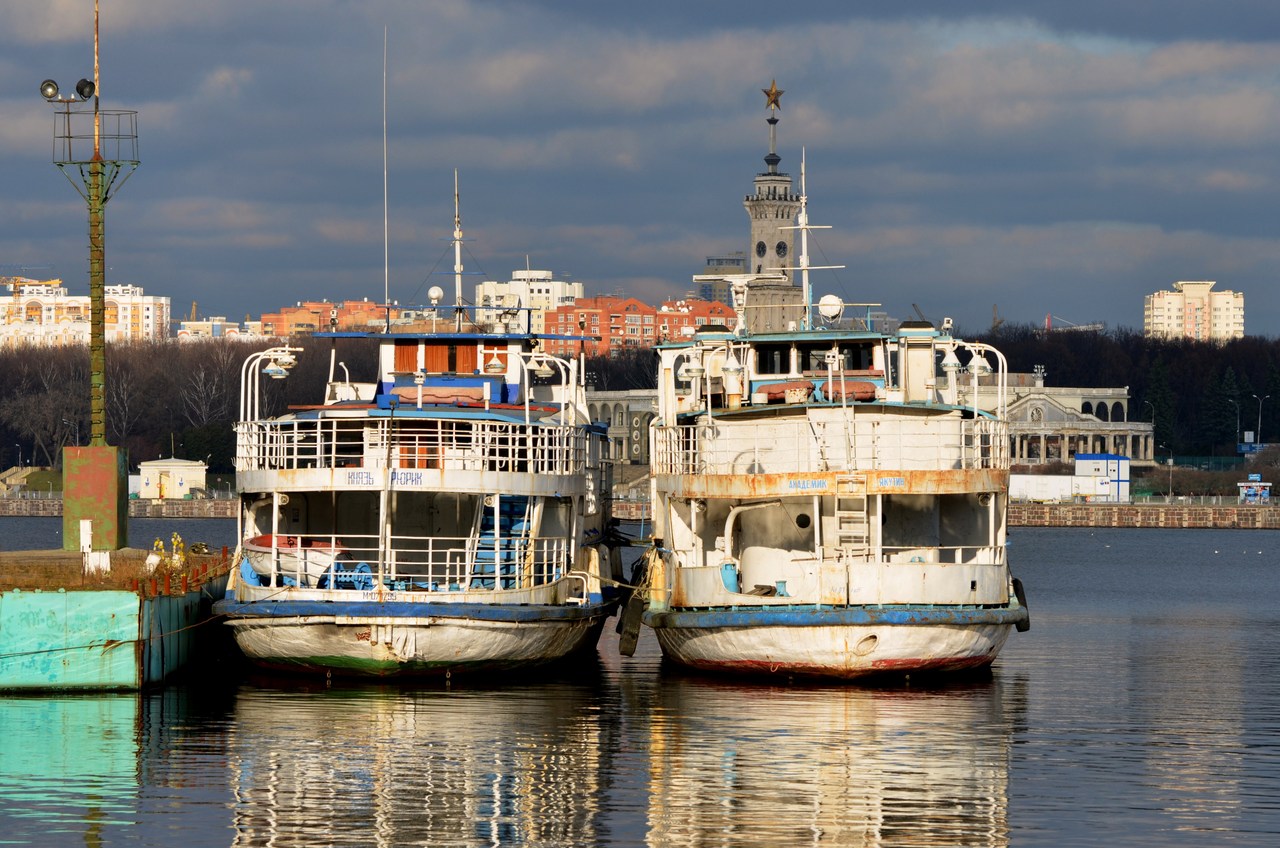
[214,204,621,678]
[625,165,1029,679]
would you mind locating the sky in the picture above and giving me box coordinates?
[3,0,1280,336]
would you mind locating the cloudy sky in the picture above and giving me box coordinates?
[3,1,1280,335]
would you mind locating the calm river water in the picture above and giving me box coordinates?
[2,523,1279,846]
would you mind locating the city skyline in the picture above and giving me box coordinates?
[4,2,1280,336]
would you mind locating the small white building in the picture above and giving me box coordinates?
[137,458,207,500]
[1074,453,1130,502]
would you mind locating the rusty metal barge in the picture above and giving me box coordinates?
[625,163,1029,679]
[0,549,231,690]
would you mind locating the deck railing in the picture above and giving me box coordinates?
[652,416,1008,476]
[242,531,572,592]
[237,418,588,476]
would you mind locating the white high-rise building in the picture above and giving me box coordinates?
[1143,280,1244,342]
[475,269,584,334]
[0,279,171,347]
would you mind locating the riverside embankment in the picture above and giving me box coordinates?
[3,497,1276,529]
[1010,503,1280,529]
[0,498,236,518]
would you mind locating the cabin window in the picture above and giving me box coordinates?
[395,342,419,373]
[798,345,831,373]
[756,344,789,375]
[421,344,479,374]
[838,344,874,371]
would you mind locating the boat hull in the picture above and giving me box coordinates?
[644,606,1025,680]
[215,598,614,677]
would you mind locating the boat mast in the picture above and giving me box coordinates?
[789,151,841,331]
[453,169,464,331]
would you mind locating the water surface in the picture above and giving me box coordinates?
[1,526,1278,846]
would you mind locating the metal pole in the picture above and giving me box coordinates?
[88,158,106,445]
[1255,394,1270,444]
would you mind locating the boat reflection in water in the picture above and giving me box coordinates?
[639,671,1025,847]
[226,672,618,847]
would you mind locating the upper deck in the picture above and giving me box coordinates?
[236,329,604,494]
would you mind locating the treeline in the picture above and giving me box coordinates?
[0,337,378,473]
[978,323,1280,454]
[5,325,1274,474]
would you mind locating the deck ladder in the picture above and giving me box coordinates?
[833,475,870,558]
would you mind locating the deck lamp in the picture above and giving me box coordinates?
[677,362,706,381]
[968,353,993,375]
[484,355,505,374]
[39,78,95,101]
[940,348,963,372]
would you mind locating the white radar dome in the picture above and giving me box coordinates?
[818,294,844,320]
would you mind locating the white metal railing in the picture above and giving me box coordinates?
[236,418,588,476]
[651,416,1009,475]
[880,545,1004,565]
[242,531,572,591]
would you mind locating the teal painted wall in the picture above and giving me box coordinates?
[0,589,141,689]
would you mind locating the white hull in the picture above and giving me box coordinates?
[225,611,609,676]
[652,620,1012,679]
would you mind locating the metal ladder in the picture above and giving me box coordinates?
[833,475,870,558]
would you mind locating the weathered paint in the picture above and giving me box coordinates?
[648,617,1016,680]
[660,467,1007,500]
[221,610,611,677]
[62,445,129,552]
[0,589,139,689]
[0,575,227,691]
[644,604,1027,629]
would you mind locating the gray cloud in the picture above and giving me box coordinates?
[2,1,1278,336]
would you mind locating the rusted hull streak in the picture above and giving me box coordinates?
[658,468,1008,499]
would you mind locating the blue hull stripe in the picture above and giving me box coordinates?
[214,598,615,623]
[644,605,1028,629]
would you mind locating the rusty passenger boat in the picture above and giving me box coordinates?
[628,168,1029,679]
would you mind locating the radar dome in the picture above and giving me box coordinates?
[818,294,844,320]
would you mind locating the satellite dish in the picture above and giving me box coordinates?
[428,286,444,305]
[818,294,844,320]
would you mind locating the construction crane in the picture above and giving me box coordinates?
[190,301,198,321]
[0,264,53,289]
[991,304,1005,331]
[1044,314,1105,332]
[912,303,930,323]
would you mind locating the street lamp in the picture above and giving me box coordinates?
[1227,398,1240,452]
[14,445,20,469]
[62,418,80,446]
[40,4,139,448]
[1160,444,1174,502]
[1254,394,1270,446]
[1142,400,1156,460]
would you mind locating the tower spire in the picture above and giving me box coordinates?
[762,79,783,173]
[743,80,798,277]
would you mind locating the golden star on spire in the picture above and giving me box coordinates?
[762,79,784,111]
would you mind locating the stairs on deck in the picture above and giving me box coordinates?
[469,495,532,590]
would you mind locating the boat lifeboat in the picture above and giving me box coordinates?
[243,534,349,586]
